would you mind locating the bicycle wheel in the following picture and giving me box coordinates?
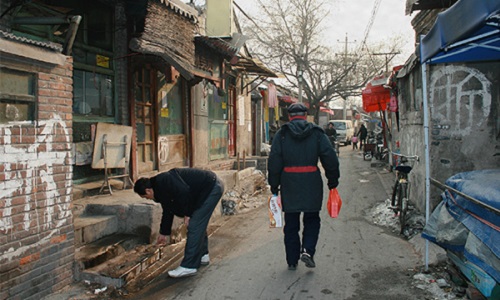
[391,179,400,211]
[398,182,408,234]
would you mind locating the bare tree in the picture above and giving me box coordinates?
[238,0,403,122]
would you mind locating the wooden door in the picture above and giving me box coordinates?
[134,65,157,174]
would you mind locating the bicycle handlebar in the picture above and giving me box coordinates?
[391,152,420,161]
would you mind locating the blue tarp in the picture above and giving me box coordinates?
[422,169,500,283]
[420,0,500,64]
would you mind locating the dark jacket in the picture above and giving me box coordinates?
[268,119,340,213]
[151,168,217,235]
[325,127,337,138]
[358,125,368,139]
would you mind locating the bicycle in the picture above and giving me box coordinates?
[328,135,340,156]
[390,152,419,234]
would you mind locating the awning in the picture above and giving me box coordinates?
[320,107,334,115]
[278,95,298,103]
[232,56,280,78]
[129,37,195,81]
[420,0,500,64]
[362,66,402,113]
[396,53,418,79]
[362,83,390,112]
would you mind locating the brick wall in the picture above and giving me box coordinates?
[0,52,75,299]
[410,10,442,44]
[144,1,196,65]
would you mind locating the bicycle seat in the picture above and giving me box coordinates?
[395,165,412,174]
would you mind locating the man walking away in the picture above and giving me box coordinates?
[268,103,340,270]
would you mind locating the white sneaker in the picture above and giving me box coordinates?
[200,254,210,265]
[167,266,197,278]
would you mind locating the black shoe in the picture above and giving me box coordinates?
[301,252,316,268]
[288,264,297,270]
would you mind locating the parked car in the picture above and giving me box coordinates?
[329,120,354,145]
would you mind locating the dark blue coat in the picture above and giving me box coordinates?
[268,119,340,213]
[151,168,217,235]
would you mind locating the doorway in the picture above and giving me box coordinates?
[133,65,157,174]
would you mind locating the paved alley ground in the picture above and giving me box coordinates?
[44,146,466,300]
[127,146,436,300]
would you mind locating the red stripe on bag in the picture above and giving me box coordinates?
[283,166,318,173]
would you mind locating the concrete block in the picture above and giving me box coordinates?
[74,215,118,246]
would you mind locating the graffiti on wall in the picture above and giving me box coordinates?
[430,66,492,135]
[158,136,170,165]
[0,114,72,261]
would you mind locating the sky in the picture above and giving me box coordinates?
[234,0,416,65]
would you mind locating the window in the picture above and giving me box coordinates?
[73,70,114,116]
[0,68,36,124]
[158,72,183,135]
[332,122,347,130]
[208,85,227,120]
[9,1,115,119]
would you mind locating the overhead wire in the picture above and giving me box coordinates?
[357,0,382,72]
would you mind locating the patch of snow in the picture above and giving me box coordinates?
[94,286,107,295]
[369,199,399,232]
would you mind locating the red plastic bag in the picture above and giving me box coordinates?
[327,188,342,218]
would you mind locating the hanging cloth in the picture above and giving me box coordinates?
[263,90,269,122]
[267,83,278,108]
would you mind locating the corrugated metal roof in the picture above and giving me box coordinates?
[0,30,63,52]
[195,36,239,58]
[159,0,198,21]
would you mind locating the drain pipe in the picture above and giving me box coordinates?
[12,15,82,56]
[63,15,82,55]
[420,35,431,272]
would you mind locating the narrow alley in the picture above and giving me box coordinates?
[126,147,433,300]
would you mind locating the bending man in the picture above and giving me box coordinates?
[134,168,224,278]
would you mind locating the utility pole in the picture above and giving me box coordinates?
[337,33,356,119]
[337,33,357,67]
[298,44,304,103]
[373,52,400,72]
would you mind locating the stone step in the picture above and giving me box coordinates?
[74,215,118,247]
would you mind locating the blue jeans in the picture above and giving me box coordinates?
[283,211,321,265]
[180,178,224,268]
